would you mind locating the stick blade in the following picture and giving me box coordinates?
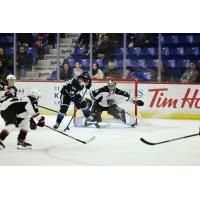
[84,136,96,144]
[140,138,156,145]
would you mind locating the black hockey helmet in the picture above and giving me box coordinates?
[107,80,116,90]
[78,72,90,83]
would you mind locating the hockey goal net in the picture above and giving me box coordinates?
[74,78,139,125]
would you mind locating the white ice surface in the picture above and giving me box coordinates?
[0,115,200,166]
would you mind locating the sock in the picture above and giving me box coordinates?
[18,129,27,142]
[0,129,9,141]
[56,113,65,123]
[82,107,90,118]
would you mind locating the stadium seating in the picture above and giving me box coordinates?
[131,59,146,68]
[0,35,13,43]
[176,59,190,68]
[72,47,87,59]
[64,58,75,67]
[164,35,179,45]
[48,70,57,80]
[94,59,105,67]
[127,47,141,57]
[193,35,200,44]
[146,59,157,68]
[179,35,194,45]
[4,47,14,54]
[136,72,152,81]
[141,47,157,57]
[26,47,37,64]
[185,47,199,57]
[163,59,176,68]
[80,59,90,68]
[161,47,170,57]
[169,47,185,57]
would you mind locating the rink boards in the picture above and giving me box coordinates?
[15,81,200,120]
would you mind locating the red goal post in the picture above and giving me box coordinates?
[74,78,138,123]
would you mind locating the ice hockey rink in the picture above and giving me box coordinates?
[0,115,200,166]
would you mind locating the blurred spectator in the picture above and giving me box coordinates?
[0,48,9,67]
[90,63,104,79]
[104,59,121,78]
[125,66,134,79]
[108,33,123,48]
[17,33,33,47]
[180,62,199,83]
[152,59,172,82]
[45,33,56,48]
[17,46,32,76]
[94,34,115,59]
[60,63,73,81]
[77,33,94,49]
[0,60,6,80]
[33,34,46,59]
[73,61,83,77]
[129,33,152,48]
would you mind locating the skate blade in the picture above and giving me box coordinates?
[0,146,5,150]
[17,146,32,150]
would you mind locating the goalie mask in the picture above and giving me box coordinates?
[107,80,116,93]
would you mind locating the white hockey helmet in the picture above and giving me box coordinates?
[30,89,41,100]
[107,80,116,90]
[6,74,16,80]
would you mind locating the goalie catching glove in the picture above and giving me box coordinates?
[133,99,144,106]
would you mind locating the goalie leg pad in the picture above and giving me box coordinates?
[108,105,126,123]
[108,105,136,126]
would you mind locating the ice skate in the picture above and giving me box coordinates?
[17,140,32,150]
[0,139,5,150]
[85,115,97,127]
[53,122,60,129]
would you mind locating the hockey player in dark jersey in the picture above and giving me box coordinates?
[53,72,92,129]
[0,74,17,104]
[0,89,45,150]
[86,80,144,128]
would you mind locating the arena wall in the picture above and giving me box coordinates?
[15,81,200,120]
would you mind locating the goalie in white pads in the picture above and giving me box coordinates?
[84,80,144,128]
[0,89,45,150]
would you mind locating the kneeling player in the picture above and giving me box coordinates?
[0,89,45,150]
[86,80,144,128]
[53,72,92,129]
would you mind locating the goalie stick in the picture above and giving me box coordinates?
[45,124,95,144]
[140,128,200,145]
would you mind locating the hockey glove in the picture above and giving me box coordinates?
[30,117,37,130]
[37,116,45,127]
[5,90,14,98]
[133,99,144,106]
[85,80,91,89]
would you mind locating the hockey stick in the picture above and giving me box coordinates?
[140,129,200,145]
[64,89,88,131]
[44,124,95,144]
[38,105,60,114]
